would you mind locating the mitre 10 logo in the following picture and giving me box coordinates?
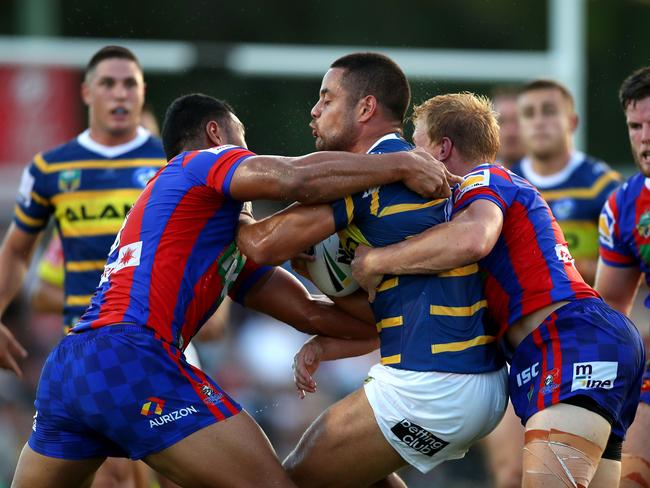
[141,397,165,416]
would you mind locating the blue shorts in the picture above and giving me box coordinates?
[29,325,241,460]
[509,298,645,439]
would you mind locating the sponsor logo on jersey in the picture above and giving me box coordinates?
[540,368,560,394]
[63,203,131,222]
[58,169,82,192]
[200,384,224,406]
[99,241,142,284]
[598,203,615,249]
[571,361,617,392]
[140,396,198,428]
[17,167,35,206]
[203,145,238,157]
[456,169,490,200]
[516,361,540,387]
[551,199,575,220]
[554,243,575,264]
[391,419,449,457]
[637,211,650,238]
[133,167,158,188]
[32,411,38,432]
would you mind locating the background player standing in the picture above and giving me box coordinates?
[596,66,650,488]
[491,86,525,168]
[511,79,621,284]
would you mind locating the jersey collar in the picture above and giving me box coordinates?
[519,151,585,189]
[366,132,402,154]
[77,126,151,159]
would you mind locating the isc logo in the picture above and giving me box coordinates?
[516,362,540,387]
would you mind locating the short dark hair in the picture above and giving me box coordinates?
[330,52,410,124]
[490,85,521,101]
[161,93,235,160]
[519,79,574,110]
[619,67,650,110]
[85,45,141,79]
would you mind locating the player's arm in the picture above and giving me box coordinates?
[352,199,503,300]
[293,334,380,397]
[237,203,336,265]
[574,258,598,286]
[243,267,376,339]
[0,224,38,376]
[230,149,461,203]
[30,233,65,314]
[594,259,642,316]
[30,281,64,314]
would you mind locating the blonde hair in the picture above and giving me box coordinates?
[412,92,500,163]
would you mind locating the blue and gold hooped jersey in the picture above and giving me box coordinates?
[14,127,165,330]
[330,133,501,373]
[512,152,620,261]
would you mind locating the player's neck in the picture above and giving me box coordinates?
[529,149,572,177]
[88,127,140,147]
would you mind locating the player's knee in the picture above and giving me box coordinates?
[621,454,650,488]
[522,429,601,488]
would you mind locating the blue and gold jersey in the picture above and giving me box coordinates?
[14,127,165,329]
[512,152,620,260]
[330,133,501,373]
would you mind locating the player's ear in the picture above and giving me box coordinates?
[358,95,377,123]
[81,81,91,106]
[438,137,454,160]
[569,112,579,133]
[205,120,223,147]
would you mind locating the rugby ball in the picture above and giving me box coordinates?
[305,234,359,297]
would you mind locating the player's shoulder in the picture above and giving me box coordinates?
[613,172,646,205]
[575,153,620,181]
[200,145,254,162]
[132,135,166,158]
[509,159,524,177]
[368,135,413,155]
[38,136,86,165]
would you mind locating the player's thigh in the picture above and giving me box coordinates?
[591,458,622,488]
[621,402,650,488]
[523,402,610,488]
[144,410,295,488]
[90,457,148,488]
[481,402,524,488]
[12,443,105,488]
[283,388,406,488]
[526,402,610,446]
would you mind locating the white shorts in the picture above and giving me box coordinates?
[364,364,508,473]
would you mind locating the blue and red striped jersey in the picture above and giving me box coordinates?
[73,145,271,349]
[452,164,598,335]
[599,172,650,305]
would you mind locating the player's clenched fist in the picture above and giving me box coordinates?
[399,148,462,199]
[292,336,324,399]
